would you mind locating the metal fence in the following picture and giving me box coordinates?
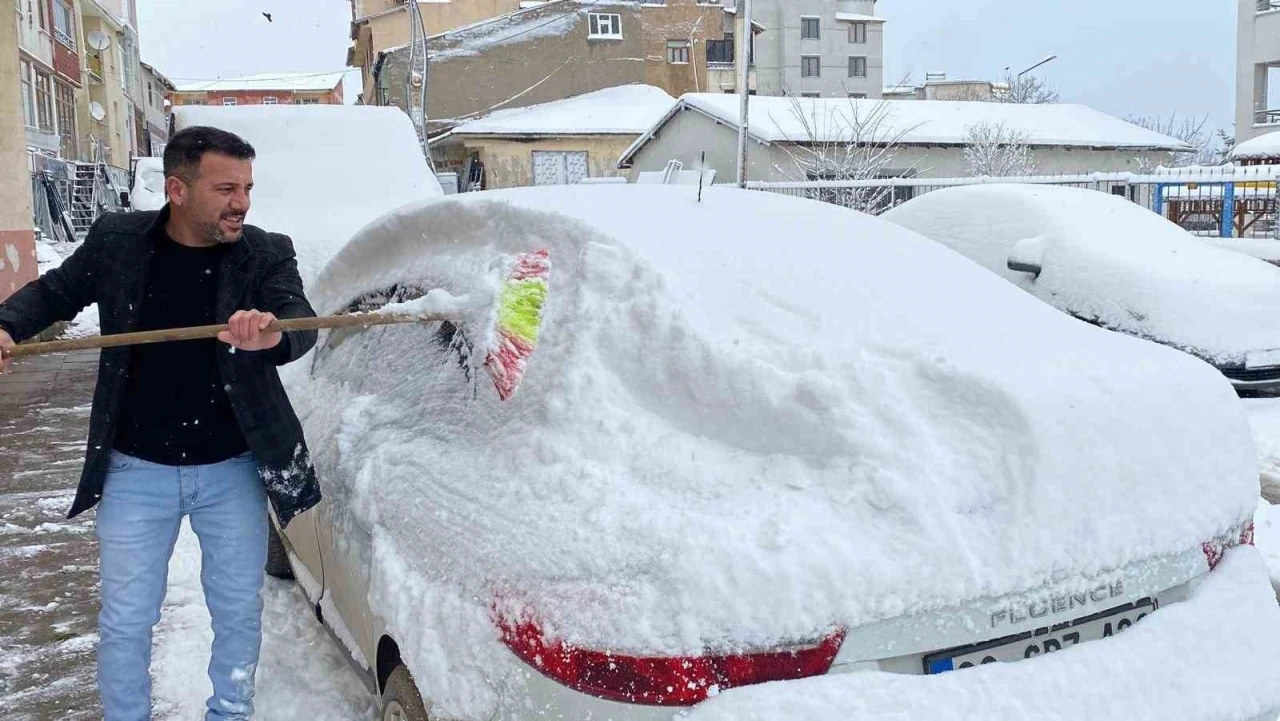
[745,166,1280,239]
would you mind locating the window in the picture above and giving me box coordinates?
[588,13,622,38]
[848,56,867,78]
[53,0,74,48]
[263,96,279,105]
[849,21,867,43]
[706,34,734,64]
[294,98,320,105]
[55,81,76,156]
[35,0,47,30]
[667,40,689,64]
[801,92,820,98]
[222,97,238,106]
[146,82,153,107]
[848,92,867,99]
[183,98,205,105]
[35,70,54,132]
[802,56,821,78]
[801,17,820,40]
[19,60,35,128]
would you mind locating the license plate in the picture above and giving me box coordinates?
[923,599,1156,674]
[1246,349,1280,369]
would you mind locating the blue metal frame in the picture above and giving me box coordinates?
[1221,182,1236,238]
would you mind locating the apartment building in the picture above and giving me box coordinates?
[728,0,884,98]
[78,0,145,167]
[15,0,84,158]
[3,7,37,299]
[347,0,524,104]
[139,61,172,155]
[1238,0,1280,145]
[169,71,347,108]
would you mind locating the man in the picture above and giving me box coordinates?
[0,126,321,720]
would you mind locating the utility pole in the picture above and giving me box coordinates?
[735,0,752,188]
[405,0,433,165]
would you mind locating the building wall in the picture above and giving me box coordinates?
[169,86,343,107]
[351,0,524,103]
[453,135,638,189]
[1237,0,1280,143]
[2,11,38,300]
[627,110,1178,182]
[639,0,731,98]
[743,0,884,98]
[79,13,136,167]
[139,65,170,155]
[377,3,646,134]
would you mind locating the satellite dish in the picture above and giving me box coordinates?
[89,101,106,121]
[87,30,111,51]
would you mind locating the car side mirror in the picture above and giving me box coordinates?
[1007,236,1045,278]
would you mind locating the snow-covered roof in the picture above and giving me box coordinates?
[620,95,1190,166]
[834,12,885,22]
[1231,131,1280,160]
[442,85,676,137]
[174,71,348,93]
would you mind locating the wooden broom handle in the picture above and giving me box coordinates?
[5,313,456,358]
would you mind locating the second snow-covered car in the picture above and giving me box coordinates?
[883,183,1280,393]
[271,185,1280,720]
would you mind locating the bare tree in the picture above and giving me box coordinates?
[770,95,922,214]
[1124,113,1214,167]
[963,121,1037,177]
[992,73,1060,104]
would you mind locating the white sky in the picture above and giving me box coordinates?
[137,0,1237,134]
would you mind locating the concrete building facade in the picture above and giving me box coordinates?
[728,0,883,98]
[139,61,171,156]
[3,9,38,300]
[169,71,346,109]
[78,0,144,167]
[1237,0,1280,146]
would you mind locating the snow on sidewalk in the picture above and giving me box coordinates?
[151,522,375,719]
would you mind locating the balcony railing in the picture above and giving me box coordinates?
[1260,0,1280,12]
[1256,109,1280,125]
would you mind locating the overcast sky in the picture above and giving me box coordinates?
[137,0,1238,133]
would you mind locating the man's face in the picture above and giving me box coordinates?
[167,153,254,244]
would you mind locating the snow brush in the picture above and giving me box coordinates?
[5,249,551,402]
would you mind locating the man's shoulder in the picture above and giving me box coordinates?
[90,210,157,238]
[242,224,296,258]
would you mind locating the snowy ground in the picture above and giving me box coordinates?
[1245,398,1280,593]
[151,524,376,719]
[36,238,99,339]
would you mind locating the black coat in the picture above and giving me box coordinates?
[0,207,321,527]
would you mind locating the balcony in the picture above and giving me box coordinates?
[1257,109,1280,126]
[1261,0,1280,11]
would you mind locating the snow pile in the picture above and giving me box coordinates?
[1205,237,1280,266]
[288,185,1260,718]
[447,85,676,137]
[1246,398,1280,504]
[428,2,581,60]
[883,184,1280,366]
[129,157,166,211]
[172,105,443,285]
[1231,130,1280,160]
[682,548,1280,721]
[35,237,99,339]
[621,95,1187,164]
[1255,499,1280,594]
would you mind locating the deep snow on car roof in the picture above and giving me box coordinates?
[287,186,1256,715]
[883,183,1280,364]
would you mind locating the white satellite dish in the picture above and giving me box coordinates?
[89,101,106,122]
[87,30,111,51]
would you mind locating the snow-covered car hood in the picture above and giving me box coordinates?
[289,185,1256,662]
[882,183,1280,367]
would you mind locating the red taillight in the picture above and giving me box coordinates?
[495,614,844,706]
[1202,521,1255,570]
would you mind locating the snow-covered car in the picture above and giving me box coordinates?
[272,185,1280,720]
[128,156,166,211]
[882,184,1280,393]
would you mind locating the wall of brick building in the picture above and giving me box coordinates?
[639,0,732,98]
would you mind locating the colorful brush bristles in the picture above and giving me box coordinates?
[484,249,550,401]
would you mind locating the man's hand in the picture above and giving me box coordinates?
[0,329,13,374]
[217,310,282,352]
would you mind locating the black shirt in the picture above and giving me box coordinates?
[113,230,249,465]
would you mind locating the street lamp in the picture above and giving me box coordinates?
[1017,54,1058,78]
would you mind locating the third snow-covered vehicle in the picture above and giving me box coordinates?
[883,183,1280,394]
[267,184,1280,720]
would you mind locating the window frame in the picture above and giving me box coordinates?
[588,12,623,39]
[53,0,75,48]
[222,97,238,106]
[666,40,690,64]
[849,21,867,44]
[34,69,54,132]
[848,55,867,78]
[800,16,821,40]
[801,55,821,78]
[19,60,35,129]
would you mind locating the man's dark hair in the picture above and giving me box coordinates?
[163,126,256,182]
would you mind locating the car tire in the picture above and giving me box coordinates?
[264,522,294,580]
[381,664,429,721]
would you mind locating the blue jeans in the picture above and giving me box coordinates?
[95,450,269,721]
